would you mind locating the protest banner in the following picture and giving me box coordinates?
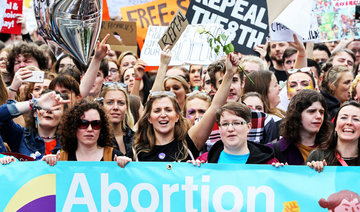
[0,0,23,35]
[313,0,360,41]
[23,0,37,33]
[141,24,224,66]
[186,0,268,55]
[1,162,360,211]
[99,20,137,53]
[106,0,154,19]
[158,9,189,50]
[268,0,320,42]
[121,0,190,49]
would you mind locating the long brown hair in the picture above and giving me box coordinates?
[133,95,190,161]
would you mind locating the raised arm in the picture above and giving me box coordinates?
[130,59,147,96]
[151,45,172,91]
[80,34,110,97]
[289,34,307,69]
[188,53,240,150]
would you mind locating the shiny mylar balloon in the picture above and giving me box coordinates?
[33,0,102,65]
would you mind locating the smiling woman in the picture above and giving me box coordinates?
[307,101,360,170]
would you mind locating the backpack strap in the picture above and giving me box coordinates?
[103,147,113,161]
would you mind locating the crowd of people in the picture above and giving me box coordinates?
[0,21,360,174]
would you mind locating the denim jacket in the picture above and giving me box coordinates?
[0,100,60,159]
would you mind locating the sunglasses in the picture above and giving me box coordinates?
[149,91,176,98]
[78,119,102,130]
[287,67,311,75]
[103,82,128,89]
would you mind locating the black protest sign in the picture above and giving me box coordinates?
[186,0,268,55]
[158,9,189,50]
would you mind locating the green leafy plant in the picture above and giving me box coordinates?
[197,27,254,84]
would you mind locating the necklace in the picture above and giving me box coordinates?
[40,135,56,139]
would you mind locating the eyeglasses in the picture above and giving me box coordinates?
[219,121,248,128]
[149,91,176,98]
[78,120,102,130]
[103,82,127,89]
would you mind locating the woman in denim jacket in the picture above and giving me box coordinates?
[0,91,68,159]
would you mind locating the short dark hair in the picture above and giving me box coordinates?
[49,75,80,96]
[208,59,244,90]
[216,102,251,123]
[99,58,109,78]
[54,54,85,74]
[282,47,297,62]
[314,43,331,57]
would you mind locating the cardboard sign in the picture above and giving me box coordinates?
[141,24,224,66]
[106,0,153,19]
[0,0,23,35]
[99,20,137,53]
[186,0,268,55]
[121,0,190,49]
[158,9,189,50]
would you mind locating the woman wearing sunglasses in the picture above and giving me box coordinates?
[99,82,135,157]
[0,91,69,159]
[51,99,123,163]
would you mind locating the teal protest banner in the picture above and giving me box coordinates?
[0,162,360,211]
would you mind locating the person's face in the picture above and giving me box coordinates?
[53,85,78,107]
[165,79,187,107]
[148,97,179,137]
[219,111,251,152]
[283,53,297,71]
[59,57,75,70]
[0,51,8,69]
[14,54,39,73]
[332,52,354,72]
[268,74,281,109]
[243,61,261,74]
[89,71,105,97]
[287,73,314,100]
[186,98,210,125]
[333,198,360,212]
[107,61,120,82]
[123,68,144,93]
[243,96,264,112]
[313,49,329,64]
[106,50,118,61]
[37,103,64,129]
[120,55,136,74]
[325,41,339,52]
[103,90,127,124]
[32,79,51,98]
[348,41,360,63]
[333,72,353,103]
[300,101,324,135]
[270,42,289,62]
[335,105,360,143]
[76,109,101,147]
[189,65,202,88]
[215,72,242,102]
[203,72,216,96]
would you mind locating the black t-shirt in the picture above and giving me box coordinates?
[270,66,288,83]
[68,148,123,161]
[136,134,199,162]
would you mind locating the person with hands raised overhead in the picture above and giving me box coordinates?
[80,34,111,98]
[116,52,241,166]
[307,101,360,172]
[0,90,69,159]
